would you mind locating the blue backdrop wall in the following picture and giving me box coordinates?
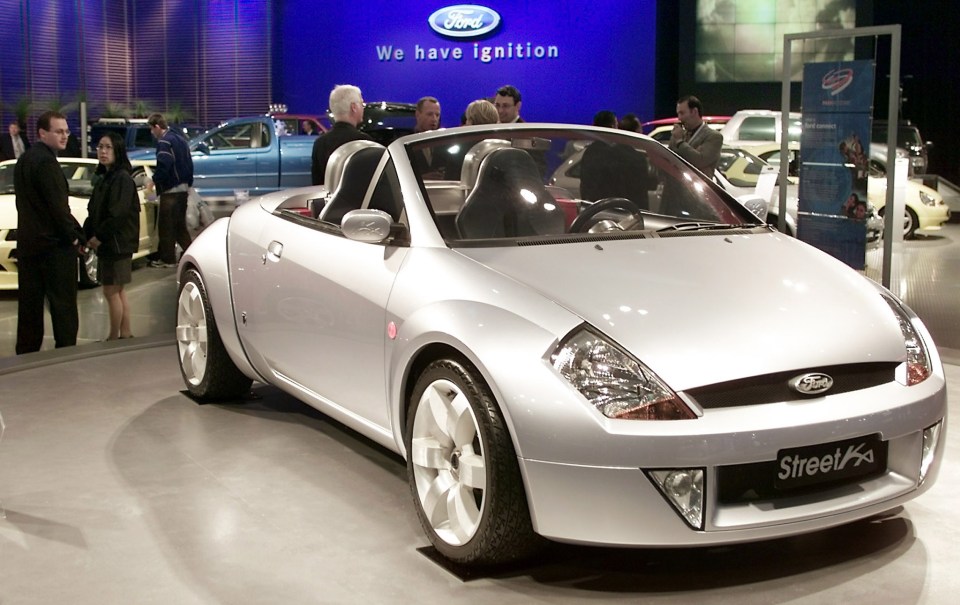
[274,1,658,127]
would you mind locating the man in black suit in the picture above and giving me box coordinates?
[311,85,373,186]
[494,85,524,123]
[14,111,85,354]
[410,96,446,179]
[0,121,30,161]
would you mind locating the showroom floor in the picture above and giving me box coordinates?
[0,223,958,603]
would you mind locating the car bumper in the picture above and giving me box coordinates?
[918,205,951,230]
[518,379,946,547]
[0,242,16,290]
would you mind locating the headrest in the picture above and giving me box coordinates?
[324,139,385,193]
[459,139,511,188]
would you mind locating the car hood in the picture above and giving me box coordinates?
[456,232,906,390]
[0,194,89,227]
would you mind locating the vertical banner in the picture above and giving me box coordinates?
[798,60,876,269]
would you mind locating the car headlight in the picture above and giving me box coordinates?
[918,190,938,207]
[551,327,695,420]
[880,292,932,385]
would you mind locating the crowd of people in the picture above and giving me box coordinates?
[11,109,195,353]
[11,88,721,355]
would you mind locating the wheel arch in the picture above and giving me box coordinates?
[177,221,263,384]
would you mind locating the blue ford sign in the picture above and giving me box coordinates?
[428,5,501,38]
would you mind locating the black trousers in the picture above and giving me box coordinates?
[16,246,79,354]
[158,191,193,264]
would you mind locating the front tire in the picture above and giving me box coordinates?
[405,358,541,566]
[880,206,920,239]
[176,268,252,400]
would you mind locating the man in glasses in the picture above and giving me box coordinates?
[14,111,85,354]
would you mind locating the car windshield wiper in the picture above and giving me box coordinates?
[657,222,760,233]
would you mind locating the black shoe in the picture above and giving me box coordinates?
[149,260,177,268]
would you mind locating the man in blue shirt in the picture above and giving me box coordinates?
[148,113,194,267]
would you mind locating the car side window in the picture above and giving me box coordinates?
[738,117,776,141]
[207,123,259,149]
[134,126,154,148]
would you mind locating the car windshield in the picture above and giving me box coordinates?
[0,162,95,197]
[717,148,770,187]
[405,127,758,245]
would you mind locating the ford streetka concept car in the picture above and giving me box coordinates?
[175,124,947,567]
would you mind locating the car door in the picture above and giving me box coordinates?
[229,205,407,432]
[192,120,268,198]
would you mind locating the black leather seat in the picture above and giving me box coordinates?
[455,148,566,239]
[319,145,386,225]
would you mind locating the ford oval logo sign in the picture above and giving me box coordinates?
[428,5,501,39]
[789,373,834,396]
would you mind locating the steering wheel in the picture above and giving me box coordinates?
[569,197,644,233]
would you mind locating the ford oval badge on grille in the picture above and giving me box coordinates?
[428,5,501,38]
[789,373,834,396]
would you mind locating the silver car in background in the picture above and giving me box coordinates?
[174,124,946,568]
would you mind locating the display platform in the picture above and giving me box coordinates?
[0,341,958,603]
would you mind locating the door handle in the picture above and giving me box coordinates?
[262,240,283,264]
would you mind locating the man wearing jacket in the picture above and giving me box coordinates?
[0,121,30,161]
[148,112,194,267]
[311,85,372,186]
[14,111,85,354]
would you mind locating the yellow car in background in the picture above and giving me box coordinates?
[738,142,950,239]
[0,158,159,290]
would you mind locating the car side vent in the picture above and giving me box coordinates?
[684,362,898,409]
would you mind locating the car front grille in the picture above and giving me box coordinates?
[684,362,898,409]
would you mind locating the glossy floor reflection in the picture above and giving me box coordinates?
[0,345,957,603]
[0,221,959,603]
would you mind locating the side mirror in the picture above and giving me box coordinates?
[737,194,769,222]
[342,209,396,243]
[195,141,211,155]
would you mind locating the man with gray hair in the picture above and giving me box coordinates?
[311,84,372,185]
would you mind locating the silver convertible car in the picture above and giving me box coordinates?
[175,124,947,567]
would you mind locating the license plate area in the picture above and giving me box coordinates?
[775,434,887,491]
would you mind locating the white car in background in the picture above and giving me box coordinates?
[0,158,159,289]
[745,142,949,239]
[720,109,802,147]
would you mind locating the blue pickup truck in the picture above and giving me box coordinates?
[129,114,316,203]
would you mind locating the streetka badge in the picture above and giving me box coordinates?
[789,372,834,396]
[428,5,502,39]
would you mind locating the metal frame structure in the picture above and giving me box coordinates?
[779,25,902,288]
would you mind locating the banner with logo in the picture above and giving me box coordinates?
[275,2,656,127]
[798,60,875,269]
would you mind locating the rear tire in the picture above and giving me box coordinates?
[176,268,252,400]
[405,358,541,566]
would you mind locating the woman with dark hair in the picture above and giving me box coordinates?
[84,131,140,340]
